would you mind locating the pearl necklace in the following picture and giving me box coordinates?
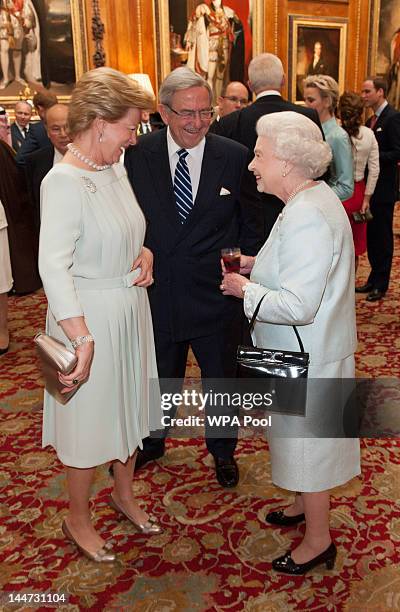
[67,143,111,171]
[286,179,313,204]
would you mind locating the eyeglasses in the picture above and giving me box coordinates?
[221,96,248,106]
[165,105,214,120]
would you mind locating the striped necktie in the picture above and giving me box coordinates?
[174,148,193,223]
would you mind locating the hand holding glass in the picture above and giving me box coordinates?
[221,247,241,273]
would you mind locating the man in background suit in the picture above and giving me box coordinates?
[213,81,249,122]
[16,89,58,165]
[24,104,69,231]
[11,101,32,151]
[212,53,324,244]
[357,76,400,301]
[125,67,260,488]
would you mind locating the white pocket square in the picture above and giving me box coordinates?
[376,127,382,132]
[219,187,231,196]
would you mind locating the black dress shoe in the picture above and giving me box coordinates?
[355,282,373,293]
[135,448,165,471]
[272,542,337,575]
[214,456,239,488]
[0,345,9,356]
[366,289,385,302]
[266,509,305,526]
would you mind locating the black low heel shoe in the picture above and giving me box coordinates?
[272,542,337,575]
[266,509,305,526]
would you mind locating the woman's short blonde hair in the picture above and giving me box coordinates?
[256,111,332,179]
[68,67,155,137]
[303,74,339,114]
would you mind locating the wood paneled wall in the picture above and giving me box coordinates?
[84,0,372,98]
[85,0,157,92]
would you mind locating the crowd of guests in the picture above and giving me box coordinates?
[0,52,399,574]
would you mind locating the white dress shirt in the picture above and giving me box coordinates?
[15,121,29,138]
[166,127,206,201]
[256,90,281,100]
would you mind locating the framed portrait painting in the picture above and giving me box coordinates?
[154,0,264,102]
[369,0,400,109]
[0,0,88,109]
[288,16,348,104]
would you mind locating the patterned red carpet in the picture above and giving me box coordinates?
[0,212,399,611]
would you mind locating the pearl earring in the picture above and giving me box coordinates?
[99,133,103,143]
[282,171,287,177]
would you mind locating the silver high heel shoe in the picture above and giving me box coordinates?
[62,520,116,562]
[108,494,162,534]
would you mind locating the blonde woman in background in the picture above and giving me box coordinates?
[303,74,354,202]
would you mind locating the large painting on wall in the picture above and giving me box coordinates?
[288,16,347,104]
[154,0,264,102]
[0,0,88,108]
[369,0,400,109]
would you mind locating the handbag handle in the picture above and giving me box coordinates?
[248,293,305,353]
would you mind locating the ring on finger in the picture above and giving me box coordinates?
[72,378,79,385]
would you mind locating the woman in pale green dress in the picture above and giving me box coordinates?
[39,68,162,563]
[303,74,354,202]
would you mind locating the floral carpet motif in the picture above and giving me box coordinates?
[0,212,399,611]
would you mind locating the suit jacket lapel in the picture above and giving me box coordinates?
[374,104,391,130]
[144,130,182,232]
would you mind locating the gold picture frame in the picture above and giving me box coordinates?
[289,15,348,104]
[0,0,88,111]
[368,0,400,109]
[153,0,265,99]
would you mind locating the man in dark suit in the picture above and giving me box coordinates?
[125,67,260,488]
[211,53,324,243]
[16,90,58,166]
[357,76,400,301]
[137,110,165,135]
[306,41,330,77]
[11,101,32,151]
[24,104,69,231]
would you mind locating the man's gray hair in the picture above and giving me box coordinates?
[248,53,284,93]
[159,67,212,106]
[256,111,332,179]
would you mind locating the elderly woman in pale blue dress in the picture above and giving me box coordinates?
[303,74,354,202]
[221,111,360,575]
[39,68,162,563]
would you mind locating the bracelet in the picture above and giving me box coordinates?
[70,334,94,349]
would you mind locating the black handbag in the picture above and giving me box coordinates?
[237,294,309,415]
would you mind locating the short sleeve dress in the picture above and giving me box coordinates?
[39,163,160,468]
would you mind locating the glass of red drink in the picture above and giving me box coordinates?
[221,247,241,273]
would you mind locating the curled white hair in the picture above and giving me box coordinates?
[256,111,332,178]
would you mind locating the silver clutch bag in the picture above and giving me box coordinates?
[34,332,78,405]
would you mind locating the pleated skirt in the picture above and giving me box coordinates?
[42,286,161,468]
